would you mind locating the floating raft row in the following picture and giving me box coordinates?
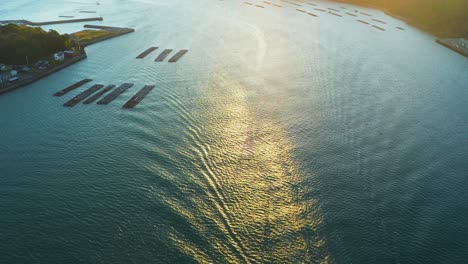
[328,8,340,12]
[136,47,158,59]
[122,85,155,108]
[97,83,134,105]
[54,79,92,96]
[83,85,115,104]
[372,19,386,24]
[155,49,173,62]
[329,12,342,17]
[396,27,405,30]
[357,20,369,25]
[372,25,385,31]
[346,12,357,17]
[168,50,189,62]
[64,84,104,107]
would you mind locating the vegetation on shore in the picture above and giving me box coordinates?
[72,30,114,43]
[337,0,468,38]
[0,24,76,65]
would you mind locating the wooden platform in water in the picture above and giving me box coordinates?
[83,85,115,104]
[97,83,133,105]
[372,19,386,24]
[136,47,158,59]
[155,49,173,62]
[64,84,104,107]
[372,25,385,31]
[329,12,342,17]
[122,85,155,108]
[168,50,189,62]
[54,79,92,97]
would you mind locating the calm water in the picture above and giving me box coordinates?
[1,0,468,263]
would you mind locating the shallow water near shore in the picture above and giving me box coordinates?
[1,0,468,263]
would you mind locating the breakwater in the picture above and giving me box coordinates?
[0,17,103,26]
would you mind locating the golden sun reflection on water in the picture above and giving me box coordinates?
[165,71,331,263]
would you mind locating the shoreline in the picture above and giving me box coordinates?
[436,39,468,58]
[0,25,134,95]
[0,50,88,95]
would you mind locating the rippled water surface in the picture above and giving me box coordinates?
[1,0,468,263]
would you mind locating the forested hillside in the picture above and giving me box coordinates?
[0,24,75,65]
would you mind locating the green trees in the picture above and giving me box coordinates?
[0,24,76,65]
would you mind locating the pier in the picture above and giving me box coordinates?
[97,83,134,105]
[136,47,158,59]
[83,85,115,104]
[0,17,103,26]
[54,79,92,97]
[168,50,189,62]
[155,49,173,62]
[122,85,155,108]
[64,84,104,107]
[76,25,135,46]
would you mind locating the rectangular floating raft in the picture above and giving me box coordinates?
[372,18,386,24]
[54,79,93,96]
[155,49,173,62]
[168,50,189,63]
[122,85,155,108]
[136,47,158,59]
[83,84,115,104]
[64,84,104,107]
[372,25,385,31]
[97,83,134,105]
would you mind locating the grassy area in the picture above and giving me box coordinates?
[72,30,114,42]
[337,0,468,38]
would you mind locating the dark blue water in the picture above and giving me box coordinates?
[1,0,468,263]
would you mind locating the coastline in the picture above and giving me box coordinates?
[436,39,468,58]
[0,50,87,95]
[333,0,468,58]
[0,25,134,95]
